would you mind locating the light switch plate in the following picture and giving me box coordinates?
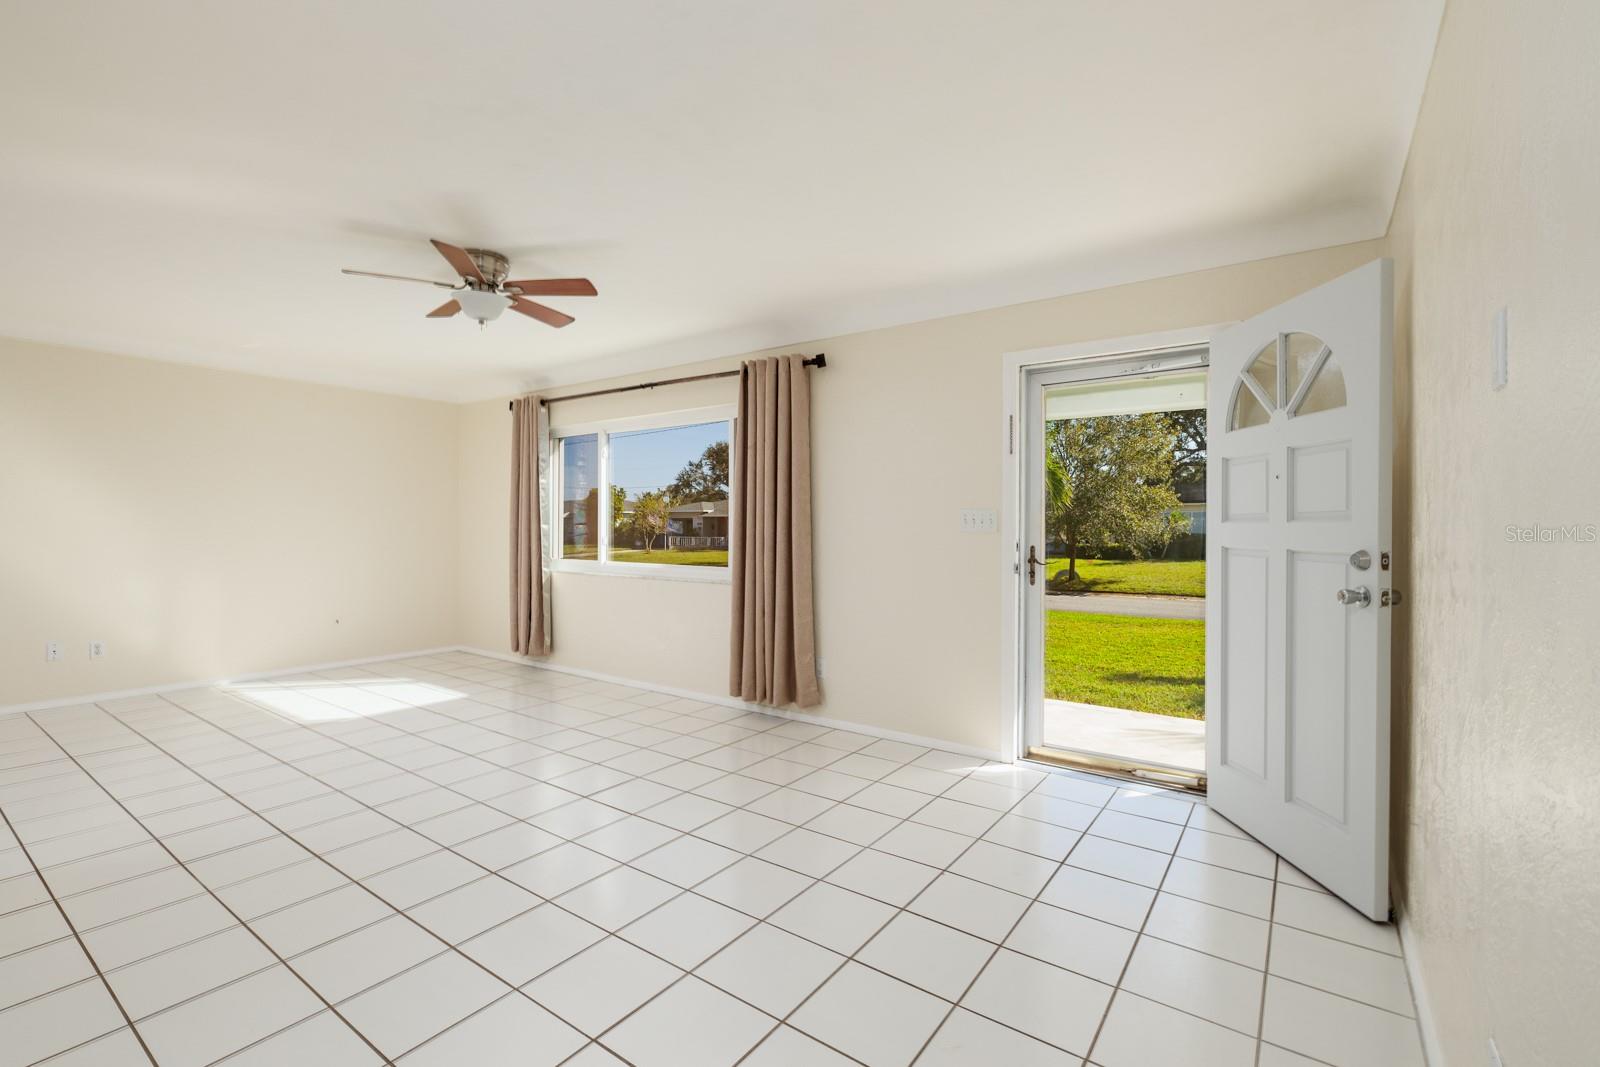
[960,508,997,533]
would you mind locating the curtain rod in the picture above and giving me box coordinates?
[509,354,826,411]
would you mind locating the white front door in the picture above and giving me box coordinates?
[1205,259,1393,920]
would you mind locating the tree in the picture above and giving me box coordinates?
[628,491,671,552]
[1165,409,1207,498]
[607,485,631,548]
[667,441,730,504]
[1045,451,1071,517]
[1046,414,1186,582]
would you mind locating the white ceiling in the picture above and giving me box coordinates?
[0,2,1442,402]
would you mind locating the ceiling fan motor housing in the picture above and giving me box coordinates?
[465,249,510,289]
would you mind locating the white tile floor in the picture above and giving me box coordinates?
[0,652,1428,1067]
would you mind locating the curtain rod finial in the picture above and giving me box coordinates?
[808,353,826,369]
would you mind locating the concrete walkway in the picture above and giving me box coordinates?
[1043,699,1205,774]
[1046,592,1205,619]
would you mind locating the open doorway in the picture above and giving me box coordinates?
[1018,344,1209,789]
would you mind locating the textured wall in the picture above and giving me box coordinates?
[1387,1,1600,1063]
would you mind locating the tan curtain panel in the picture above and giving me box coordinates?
[509,395,552,656]
[731,354,821,707]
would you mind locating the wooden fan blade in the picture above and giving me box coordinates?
[510,297,574,328]
[503,278,597,297]
[426,299,461,318]
[430,239,486,284]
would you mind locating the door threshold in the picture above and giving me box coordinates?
[1025,745,1207,794]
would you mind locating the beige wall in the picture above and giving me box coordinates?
[0,338,460,705]
[1386,1,1600,1063]
[456,239,1386,755]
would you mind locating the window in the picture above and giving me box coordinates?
[1228,331,1346,430]
[560,433,600,559]
[553,408,733,577]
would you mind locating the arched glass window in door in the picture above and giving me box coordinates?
[1229,331,1346,429]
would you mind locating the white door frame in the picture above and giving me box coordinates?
[998,324,1233,765]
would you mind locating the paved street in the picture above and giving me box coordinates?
[1045,592,1205,619]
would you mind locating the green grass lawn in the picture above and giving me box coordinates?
[1046,557,1204,597]
[560,545,728,567]
[1045,610,1205,718]
[609,548,728,567]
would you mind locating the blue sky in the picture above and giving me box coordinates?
[563,421,727,501]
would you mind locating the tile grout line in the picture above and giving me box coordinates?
[1079,801,1192,1066]
[1256,869,1281,1066]
[22,712,401,1067]
[0,803,161,1067]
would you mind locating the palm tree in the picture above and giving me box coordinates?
[1045,451,1071,520]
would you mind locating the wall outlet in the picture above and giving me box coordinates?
[89,640,106,659]
[45,642,62,662]
[1491,306,1509,390]
[960,508,997,533]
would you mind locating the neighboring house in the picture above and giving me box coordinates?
[667,499,728,548]
[1176,482,1206,536]
[572,495,729,550]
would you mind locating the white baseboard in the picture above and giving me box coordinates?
[0,647,461,718]
[457,646,1007,763]
[1394,897,1443,1067]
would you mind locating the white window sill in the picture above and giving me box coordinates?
[552,558,732,584]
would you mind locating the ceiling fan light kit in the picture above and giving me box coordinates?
[455,287,511,324]
[341,239,596,330]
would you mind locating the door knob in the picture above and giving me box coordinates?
[1336,586,1372,607]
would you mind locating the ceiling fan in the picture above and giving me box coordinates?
[342,239,596,328]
